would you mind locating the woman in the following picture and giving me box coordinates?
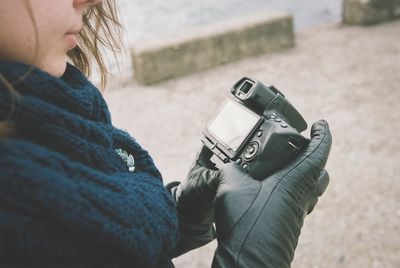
[0,0,332,267]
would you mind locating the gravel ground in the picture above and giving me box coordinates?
[104,20,400,268]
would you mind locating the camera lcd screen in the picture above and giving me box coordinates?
[207,99,261,152]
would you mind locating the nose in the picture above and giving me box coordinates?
[89,0,102,4]
[74,0,103,9]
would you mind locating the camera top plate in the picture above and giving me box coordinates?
[232,77,307,132]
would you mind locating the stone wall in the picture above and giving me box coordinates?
[343,0,400,25]
[131,11,294,85]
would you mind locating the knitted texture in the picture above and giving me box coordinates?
[0,61,179,267]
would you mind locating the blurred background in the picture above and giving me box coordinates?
[95,0,342,82]
[99,1,399,267]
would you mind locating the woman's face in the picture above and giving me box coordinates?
[0,0,101,77]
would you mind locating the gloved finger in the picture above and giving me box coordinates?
[185,145,215,179]
[197,145,218,170]
[183,145,220,199]
[185,164,219,192]
[275,120,331,184]
[178,163,220,212]
[307,119,332,168]
[317,169,330,196]
[295,120,332,172]
[305,169,329,215]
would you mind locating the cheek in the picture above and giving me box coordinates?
[0,0,76,75]
[34,7,70,51]
[0,2,37,63]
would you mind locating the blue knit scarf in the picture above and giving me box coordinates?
[0,61,178,267]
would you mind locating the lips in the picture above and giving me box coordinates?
[66,25,83,35]
[64,25,82,49]
[66,30,80,35]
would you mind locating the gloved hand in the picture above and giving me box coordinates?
[212,120,332,268]
[166,146,219,257]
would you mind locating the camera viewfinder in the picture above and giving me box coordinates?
[237,79,254,97]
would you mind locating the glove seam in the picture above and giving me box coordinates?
[216,181,262,240]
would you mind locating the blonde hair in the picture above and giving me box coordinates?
[0,0,123,139]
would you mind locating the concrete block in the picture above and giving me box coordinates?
[343,0,400,25]
[131,11,294,85]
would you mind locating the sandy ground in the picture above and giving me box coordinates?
[103,20,400,268]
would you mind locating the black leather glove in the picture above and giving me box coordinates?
[212,120,332,268]
[166,146,219,257]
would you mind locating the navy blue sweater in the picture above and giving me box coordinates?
[0,61,179,267]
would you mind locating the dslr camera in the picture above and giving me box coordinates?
[201,77,308,180]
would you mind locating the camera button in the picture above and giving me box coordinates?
[244,141,259,160]
[275,118,282,122]
[236,158,242,165]
[281,123,288,128]
[242,163,249,171]
[256,130,263,137]
[219,154,229,163]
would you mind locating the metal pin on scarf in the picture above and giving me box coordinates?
[115,148,135,172]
